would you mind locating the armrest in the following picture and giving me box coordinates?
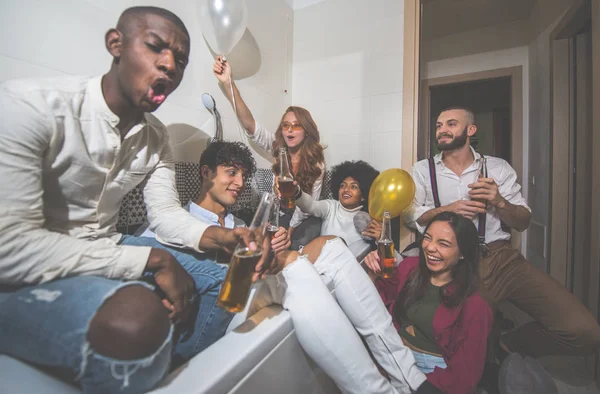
[347,240,372,263]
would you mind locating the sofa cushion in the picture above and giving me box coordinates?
[117,164,333,234]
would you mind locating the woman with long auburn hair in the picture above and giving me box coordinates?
[213,57,325,242]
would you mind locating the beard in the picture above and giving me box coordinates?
[436,126,469,151]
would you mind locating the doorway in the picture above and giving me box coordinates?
[426,77,512,160]
[419,67,523,183]
[419,68,524,251]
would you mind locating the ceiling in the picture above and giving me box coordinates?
[422,0,538,39]
[288,0,327,11]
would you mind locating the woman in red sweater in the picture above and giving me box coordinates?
[365,211,493,394]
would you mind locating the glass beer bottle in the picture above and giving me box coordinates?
[277,148,296,209]
[377,211,395,279]
[217,193,274,313]
[472,156,488,207]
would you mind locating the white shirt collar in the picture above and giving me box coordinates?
[434,145,482,170]
[187,201,235,229]
[88,76,148,138]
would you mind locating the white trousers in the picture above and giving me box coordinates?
[253,237,426,394]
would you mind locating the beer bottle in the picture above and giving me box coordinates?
[377,211,396,279]
[277,148,296,209]
[472,156,488,206]
[217,193,274,313]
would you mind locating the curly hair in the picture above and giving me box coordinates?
[330,160,379,211]
[271,106,325,194]
[200,140,256,176]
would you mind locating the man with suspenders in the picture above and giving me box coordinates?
[406,106,600,357]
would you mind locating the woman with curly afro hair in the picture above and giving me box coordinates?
[285,160,381,246]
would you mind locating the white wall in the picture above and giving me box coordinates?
[423,46,530,255]
[0,0,293,168]
[292,0,405,171]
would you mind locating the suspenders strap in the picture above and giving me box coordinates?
[427,157,441,208]
[477,155,487,247]
[427,155,488,246]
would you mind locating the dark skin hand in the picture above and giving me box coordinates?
[145,248,196,324]
[362,219,382,240]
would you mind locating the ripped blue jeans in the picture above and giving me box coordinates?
[0,278,170,393]
[0,237,233,393]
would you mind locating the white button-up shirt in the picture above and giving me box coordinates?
[0,76,209,286]
[405,147,530,243]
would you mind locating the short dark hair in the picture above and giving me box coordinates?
[200,140,256,176]
[439,106,475,125]
[330,160,379,211]
[117,6,190,40]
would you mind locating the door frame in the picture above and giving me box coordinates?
[549,0,595,299]
[399,0,421,250]
[419,68,524,183]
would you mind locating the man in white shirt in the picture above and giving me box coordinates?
[405,107,600,357]
[0,7,265,393]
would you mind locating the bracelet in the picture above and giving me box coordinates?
[294,186,302,199]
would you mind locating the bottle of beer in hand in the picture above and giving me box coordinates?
[278,148,296,209]
[472,156,488,206]
[217,193,274,313]
[377,211,395,279]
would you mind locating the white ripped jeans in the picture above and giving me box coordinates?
[249,237,426,394]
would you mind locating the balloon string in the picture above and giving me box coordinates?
[227,60,247,143]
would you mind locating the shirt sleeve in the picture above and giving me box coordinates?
[497,160,531,212]
[290,165,325,228]
[295,191,331,218]
[245,121,275,154]
[143,138,211,253]
[404,163,433,234]
[0,91,148,286]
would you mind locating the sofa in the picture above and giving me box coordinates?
[0,164,372,394]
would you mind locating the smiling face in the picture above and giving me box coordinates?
[280,112,306,149]
[203,165,247,209]
[435,109,476,151]
[421,220,462,275]
[107,13,190,113]
[338,176,363,209]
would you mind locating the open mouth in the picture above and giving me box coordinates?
[228,189,240,197]
[342,193,352,199]
[426,254,443,264]
[148,79,171,105]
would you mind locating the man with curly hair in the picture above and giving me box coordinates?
[140,140,291,256]
[287,160,381,246]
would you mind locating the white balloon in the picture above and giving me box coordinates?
[198,0,248,56]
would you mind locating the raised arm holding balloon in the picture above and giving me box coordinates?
[213,59,326,241]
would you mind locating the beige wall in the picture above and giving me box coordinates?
[422,19,531,62]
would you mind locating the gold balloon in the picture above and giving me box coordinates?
[368,169,416,220]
